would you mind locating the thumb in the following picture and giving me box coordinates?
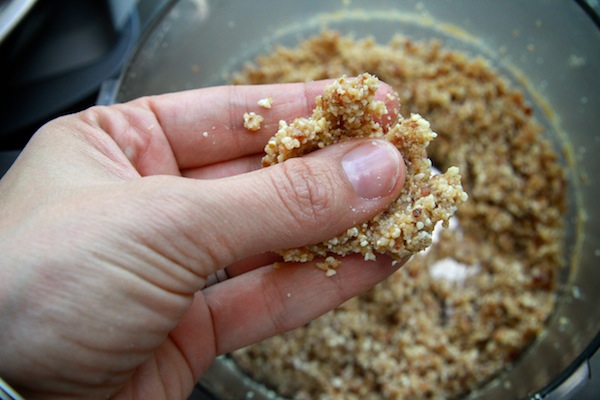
[173,138,405,275]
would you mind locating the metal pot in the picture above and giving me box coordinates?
[110,1,600,398]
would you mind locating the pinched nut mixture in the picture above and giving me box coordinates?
[262,73,467,263]
[232,32,567,399]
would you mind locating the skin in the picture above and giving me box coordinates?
[0,80,406,399]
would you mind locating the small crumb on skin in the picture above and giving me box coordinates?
[243,112,264,132]
[258,97,274,109]
[316,256,342,276]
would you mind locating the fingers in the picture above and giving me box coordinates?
[88,79,399,176]
[205,254,405,355]
[169,254,405,380]
[143,80,398,170]
[181,154,262,179]
[225,253,282,277]
[170,138,405,276]
[203,253,282,289]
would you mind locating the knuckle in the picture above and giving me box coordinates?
[273,158,334,228]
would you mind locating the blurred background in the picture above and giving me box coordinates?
[0,0,169,173]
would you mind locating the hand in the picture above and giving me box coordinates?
[0,81,406,399]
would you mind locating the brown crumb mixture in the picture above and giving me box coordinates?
[262,73,467,263]
[232,32,567,399]
[243,111,264,131]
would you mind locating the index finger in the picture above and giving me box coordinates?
[107,80,399,173]
[142,82,327,169]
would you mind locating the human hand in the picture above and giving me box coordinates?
[0,81,405,399]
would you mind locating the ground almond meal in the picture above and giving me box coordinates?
[231,31,567,399]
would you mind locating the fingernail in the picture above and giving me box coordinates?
[342,140,401,199]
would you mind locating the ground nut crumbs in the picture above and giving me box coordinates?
[262,73,467,263]
[243,111,264,131]
[316,256,343,277]
[231,31,567,399]
[258,97,273,109]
